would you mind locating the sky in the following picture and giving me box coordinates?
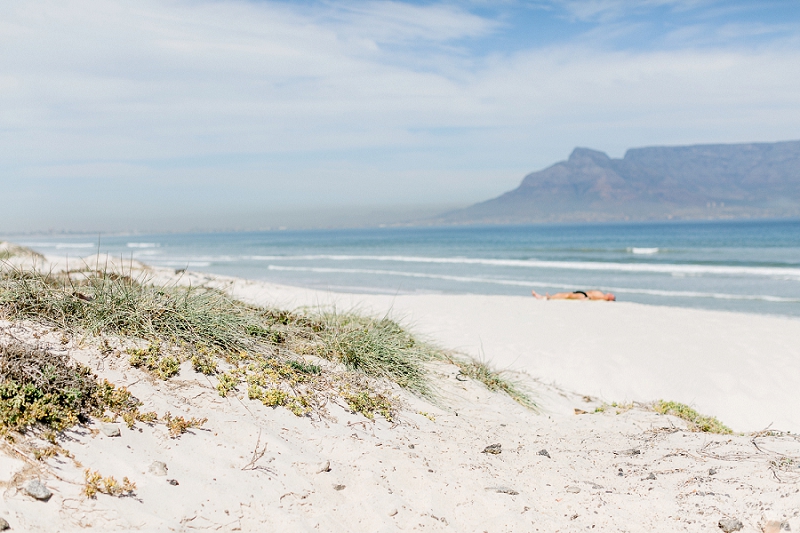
[2,0,800,232]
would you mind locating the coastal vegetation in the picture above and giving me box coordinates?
[592,399,732,433]
[653,399,732,434]
[83,469,137,499]
[0,342,152,435]
[0,241,44,261]
[445,355,536,411]
[0,259,535,434]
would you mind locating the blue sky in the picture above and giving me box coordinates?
[2,0,800,232]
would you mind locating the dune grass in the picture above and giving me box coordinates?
[317,312,437,398]
[0,267,260,351]
[653,400,732,434]
[0,242,43,261]
[446,356,537,411]
[0,265,537,421]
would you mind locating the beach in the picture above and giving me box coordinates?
[0,252,799,531]
[4,0,800,530]
[221,276,800,433]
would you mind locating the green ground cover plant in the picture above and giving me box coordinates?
[84,469,136,498]
[653,400,732,434]
[0,343,151,435]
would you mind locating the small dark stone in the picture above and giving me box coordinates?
[483,443,502,455]
[709,468,718,476]
[333,484,346,491]
[537,449,551,458]
[408,444,415,449]
[0,517,9,530]
[167,479,179,486]
[646,473,656,480]
[718,517,743,532]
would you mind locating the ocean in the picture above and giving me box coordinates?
[7,218,800,318]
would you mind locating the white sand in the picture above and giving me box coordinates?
[219,275,800,433]
[0,255,798,531]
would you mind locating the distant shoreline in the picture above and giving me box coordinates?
[3,213,800,238]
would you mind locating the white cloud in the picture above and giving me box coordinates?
[319,1,498,44]
[552,0,712,22]
[1,0,799,231]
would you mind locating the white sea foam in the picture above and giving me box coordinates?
[266,265,800,303]
[56,243,95,249]
[21,242,96,249]
[162,261,211,268]
[254,254,800,279]
[628,247,659,254]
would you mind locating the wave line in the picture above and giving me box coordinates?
[252,254,800,279]
[266,265,800,303]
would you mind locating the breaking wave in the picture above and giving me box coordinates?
[266,265,800,303]
[252,254,800,280]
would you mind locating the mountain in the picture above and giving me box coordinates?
[435,140,800,224]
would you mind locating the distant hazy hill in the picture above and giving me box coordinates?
[436,140,800,224]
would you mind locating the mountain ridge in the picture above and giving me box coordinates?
[434,140,800,224]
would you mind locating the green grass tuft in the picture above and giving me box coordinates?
[653,400,732,434]
[0,268,262,352]
[446,356,537,411]
[317,312,438,398]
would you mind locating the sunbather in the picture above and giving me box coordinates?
[531,289,615,301]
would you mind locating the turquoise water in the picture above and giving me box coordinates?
[8,218,800,317]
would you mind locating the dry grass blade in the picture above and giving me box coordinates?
[446,355,537,411]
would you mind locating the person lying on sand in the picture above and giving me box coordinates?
[532,290,616,301]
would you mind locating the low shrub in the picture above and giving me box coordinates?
[162,412,207,438]
[0,343,147,434]
[84,469,136,498]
